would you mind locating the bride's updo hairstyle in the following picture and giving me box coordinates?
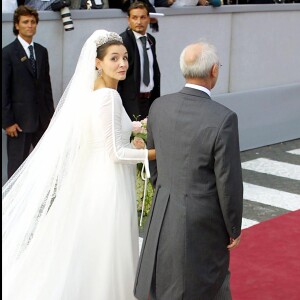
[95,32,124,60]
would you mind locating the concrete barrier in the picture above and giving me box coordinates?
[2,5,300,183]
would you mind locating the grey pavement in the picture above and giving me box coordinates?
[241,138,300,224]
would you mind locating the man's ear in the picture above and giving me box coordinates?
[211,64,218,79]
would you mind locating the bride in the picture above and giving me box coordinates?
[2,29,155,300]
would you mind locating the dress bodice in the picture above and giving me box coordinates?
[86,88,132,150]
[85,88,147,164]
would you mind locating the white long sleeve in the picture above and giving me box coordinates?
[97,88,148,164]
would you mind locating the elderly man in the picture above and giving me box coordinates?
[134,40,243,300]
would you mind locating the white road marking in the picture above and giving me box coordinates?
[242,218,259,229]
[243,182,300,211]
[287,149,300,155]
[242,158,300,181]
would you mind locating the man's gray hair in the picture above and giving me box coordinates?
[179,41,219,79]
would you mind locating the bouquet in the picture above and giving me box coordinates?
[131,118,154,227]
[131,118,148,150]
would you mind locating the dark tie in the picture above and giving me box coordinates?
[140,36,150,86]
[28,45,36,75]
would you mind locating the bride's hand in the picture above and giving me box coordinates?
[132,136,146,149]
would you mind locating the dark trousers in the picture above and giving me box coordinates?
[137,96,151,121]
[149,271,232,300]
[7,123,45,178]
[214,272,232,300]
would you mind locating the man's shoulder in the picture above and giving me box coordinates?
[120,29,133,40]
[119,30,126,38]
[2,40,46,52]
[33,42,47,51]
[181,87,234,114]
[2,39,17,51]
[152,92,179,106]
[146,32,156,41]
[153,90,235,117]
[210,98,234,115]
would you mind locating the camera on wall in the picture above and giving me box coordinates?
[51,0,74,31]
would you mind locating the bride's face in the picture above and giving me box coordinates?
[97,45,128,81]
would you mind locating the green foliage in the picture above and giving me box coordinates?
[132,131,147,142]
[131,117,152,227]
[136,167,154,226]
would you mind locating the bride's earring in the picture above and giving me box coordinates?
[97,68,102,77]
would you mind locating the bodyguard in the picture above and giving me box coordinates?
[118,1,160,121]
[2,5,55,179]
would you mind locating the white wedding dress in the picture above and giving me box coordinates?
[3,88,147,300]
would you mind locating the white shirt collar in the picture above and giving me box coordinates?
[185,83,211,97]
[18,35,34,48]
[132,30,147,41]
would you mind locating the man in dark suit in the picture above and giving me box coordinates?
[134,41,243,299]
[118,1,160,121]
[2,5,55,179]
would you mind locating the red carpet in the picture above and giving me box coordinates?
[230,209,300,300]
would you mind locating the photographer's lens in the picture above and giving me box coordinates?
[60,7,74,31]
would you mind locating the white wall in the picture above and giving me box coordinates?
[2,5,300,183]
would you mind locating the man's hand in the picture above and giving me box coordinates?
[168,0,176,5]
[198,0,209,5]
[5,123,22,137]
[227,234,241,251]
[150,17,158,24]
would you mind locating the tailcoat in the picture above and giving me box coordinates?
[134,87,243,300]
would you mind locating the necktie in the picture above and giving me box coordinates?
[28,45,36,75]
[140,36,150,86]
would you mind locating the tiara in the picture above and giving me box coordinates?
[95,32,123,48]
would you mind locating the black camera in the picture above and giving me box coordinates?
[51,0,74,31]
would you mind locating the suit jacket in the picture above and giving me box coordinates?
[118,29,160,120]
[134,87,243,299]
[2,38,54,132]
[154,0,173,6]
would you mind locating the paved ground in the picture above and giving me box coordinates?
[240,138,300,226]
[139,138,300,241]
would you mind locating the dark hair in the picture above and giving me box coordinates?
[96,40,125,64]
[13,5,39,36]
[127,1,150,17]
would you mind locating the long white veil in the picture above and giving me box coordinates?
[2,30,117,275]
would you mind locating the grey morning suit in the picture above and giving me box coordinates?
[134,87,243,300]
